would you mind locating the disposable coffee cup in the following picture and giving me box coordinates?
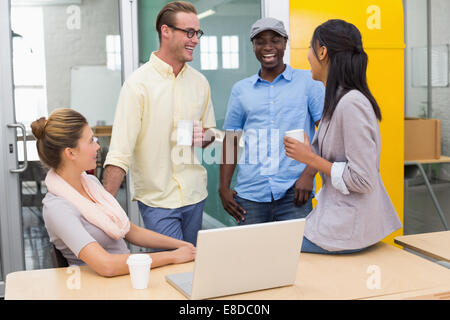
[126,254,152,290]
[177,120,194,146]
[285,129,305,143]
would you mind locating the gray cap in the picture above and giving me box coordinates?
[250,17,288,40]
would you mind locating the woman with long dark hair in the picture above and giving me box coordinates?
[283,19,401,254]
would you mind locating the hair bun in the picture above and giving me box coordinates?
[31,117,47,140]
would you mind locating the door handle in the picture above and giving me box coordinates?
[7,123,28,173]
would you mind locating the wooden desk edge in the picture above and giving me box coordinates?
[394,237,450,263]
[5,243,450,300]
[363,286,450,300]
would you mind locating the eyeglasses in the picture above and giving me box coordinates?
[166,24,204,39]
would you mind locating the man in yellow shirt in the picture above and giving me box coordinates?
[103,1,216,247]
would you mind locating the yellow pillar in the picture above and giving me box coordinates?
[289,0,405,246]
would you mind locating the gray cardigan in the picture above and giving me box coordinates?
[304,90,402,251]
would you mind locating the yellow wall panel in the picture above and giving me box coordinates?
[290,0,405,246]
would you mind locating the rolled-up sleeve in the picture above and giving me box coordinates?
[331,162,350,195]
[104,81,143,174]
[340,96,379,194]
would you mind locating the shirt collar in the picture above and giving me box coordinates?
[252,64,293,86]
[149,52,188,79]
[281,64,293,81]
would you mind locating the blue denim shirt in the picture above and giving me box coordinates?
[223,65,325,202]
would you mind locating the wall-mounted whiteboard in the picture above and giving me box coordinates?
[412,45,449,87]
[70,65,121,127]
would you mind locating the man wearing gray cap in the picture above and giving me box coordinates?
[219,17,325,225]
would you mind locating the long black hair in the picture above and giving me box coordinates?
[311,19,381,121]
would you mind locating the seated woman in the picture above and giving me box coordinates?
[283,19,402,254]
[32,109,195,277]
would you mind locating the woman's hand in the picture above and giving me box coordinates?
[283,133,314,165]
[182,241,195,249]
[171,245,196,264]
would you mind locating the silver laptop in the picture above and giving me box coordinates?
[165,218,305,300]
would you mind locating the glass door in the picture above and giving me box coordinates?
[12,0,126,271]
[1,0,139,296]
[0,0,24,297]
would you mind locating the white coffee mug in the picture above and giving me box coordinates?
[285,129,305,143]
[126,254,152,290]
[177,120,194,146]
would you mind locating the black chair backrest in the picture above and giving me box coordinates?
[50,244,69,268]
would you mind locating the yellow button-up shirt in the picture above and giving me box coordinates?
[104,52,216,209]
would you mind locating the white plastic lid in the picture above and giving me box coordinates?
[126,254,152,265]
[285,129,304,134]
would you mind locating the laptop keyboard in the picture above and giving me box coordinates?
[167,272,194,297]
[178,280,193,296]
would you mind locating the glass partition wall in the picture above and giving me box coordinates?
[404,0,450,234]
[430,0,450,165]
[138,0,262,227]
[10,0,125,270]
[405,0,429,118]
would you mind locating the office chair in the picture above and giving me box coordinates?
[50,244,69,268]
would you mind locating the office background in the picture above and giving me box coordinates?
[1,0,450,298]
